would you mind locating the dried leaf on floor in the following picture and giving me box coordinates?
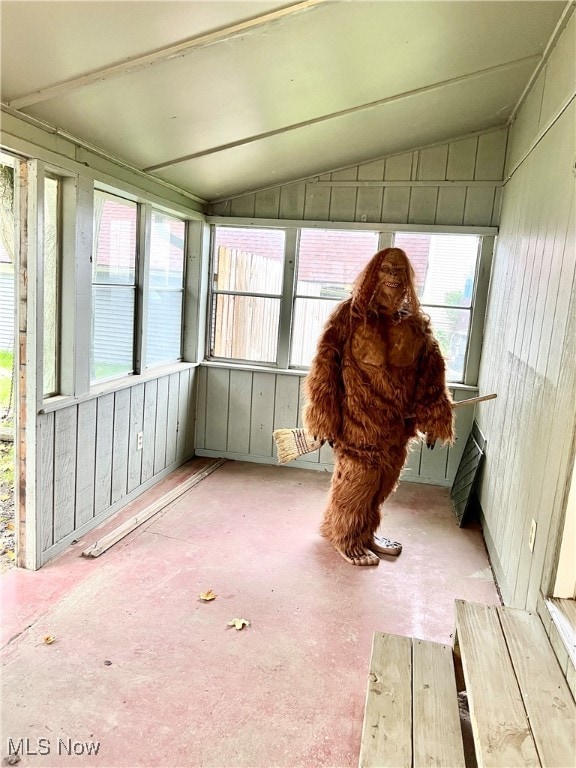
[43,635,56,645]
[227,618,250,630]
[199,589,217,602]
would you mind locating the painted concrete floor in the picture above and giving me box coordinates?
[1,459,499,768]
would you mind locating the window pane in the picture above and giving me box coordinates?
[150,211,185,288]
[296,229,379,297]
[93,191,137,285]
[213,227,284,294]
[43,177,59,396]
[425,306,471,382]
[394,233,479,307]
[147,290,183,366]
[290,297,340,367]
[92,286,135,380]
[211,295,280,363]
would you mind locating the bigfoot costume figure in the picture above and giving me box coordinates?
[303,247,454,566]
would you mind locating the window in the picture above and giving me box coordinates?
[393,233,480,382]
[291,229,380,366]
[43,176,60,396]
[210,227,285,363]
[208,224,489,384]
[91,191,137,382]
[146,210,186,367]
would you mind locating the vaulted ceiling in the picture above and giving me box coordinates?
[0,1,569,203]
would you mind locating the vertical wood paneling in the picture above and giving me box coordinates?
[296,377,320,464]
[463,188,496,226]
[176,368,191,460]
[205,367,230,450]
[436,187,466,225]
[141,379,158,483]
[477,65,575,609]
[446,393,475,481]
[186,367,197,456]
[39,412,54,551]
[447,136,477,180]
[506,70,545,173]
[154,375,170,474]
[111,388,130,504]
[127,383,144,493]
[355,160,384,223]
[279,183,306,219]
[408,187,438,224]
[75,399,96,527]
[94,393,114,515]
[475,130,508,180]
[249,371,275,456]
[538,13,575,132]
[227,369,252,453]
[402,440,421,479]
[304,175,331,219]
[195,364,208,449]
[254,188,280,219]
[216,133,504,227]
[381,187,411,223]
[272,374,300,461]
[165,372,180,466]
[329,168,358,221]
[230,194,255,217]
[53,407,77,542]
[417,145,448,180]
[419,442,448,481]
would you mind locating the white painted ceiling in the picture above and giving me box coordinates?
[0,1,568,203]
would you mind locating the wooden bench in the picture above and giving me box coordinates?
[358,600,576,768]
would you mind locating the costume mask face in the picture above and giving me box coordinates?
[375,251,407,309]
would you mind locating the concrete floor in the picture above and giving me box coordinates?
[1,459,499,768]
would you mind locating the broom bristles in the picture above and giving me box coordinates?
[273,428,322,464]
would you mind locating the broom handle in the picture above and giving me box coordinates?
[404,393,496,419]
[451,392,497,409]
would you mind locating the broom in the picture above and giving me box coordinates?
[273,393,497,464]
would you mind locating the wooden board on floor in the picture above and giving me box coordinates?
[358,633,465,768]
[455,600,540,768]
[499,605,576,768]
[412,639,466,768]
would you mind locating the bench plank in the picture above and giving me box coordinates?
[413,639,466,768]
[499,606,576,768]
[359,632,412,768]
[455,600,540,767]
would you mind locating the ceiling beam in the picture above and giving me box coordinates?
[7,0,327,110]
[144,55,541,173]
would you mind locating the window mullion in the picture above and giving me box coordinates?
[277,228,297,368]
[465,235,494,386]
[135,203,151,374]
[61,174,92,397]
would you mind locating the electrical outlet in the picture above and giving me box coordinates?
[136,432,143,451]
[528,519,537,552]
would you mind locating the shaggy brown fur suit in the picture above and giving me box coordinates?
[303,247,454,562]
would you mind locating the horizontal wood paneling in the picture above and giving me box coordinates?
[40,366,197,563]
[477,14,576,611]
[195,364,476,485]
[208,129,508,227]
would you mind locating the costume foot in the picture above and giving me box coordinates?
[372,535,403,557]
[335,545,380,566]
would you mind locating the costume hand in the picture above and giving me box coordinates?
[426,433,437,450]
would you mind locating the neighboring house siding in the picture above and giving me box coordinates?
[0,266,14,350]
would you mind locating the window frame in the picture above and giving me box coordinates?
[207,221,494,386]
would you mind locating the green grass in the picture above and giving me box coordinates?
[0,350,15,423]
[0,442,14,488]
